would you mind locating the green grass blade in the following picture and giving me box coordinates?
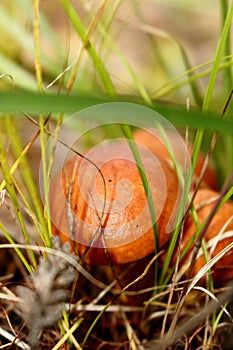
[59,0,116,96]
[39,116,52,247]
[0,2,66,87]
[51,318,83,350]
[202,1,233,111]
[153,60,233,102]
[0,222,33,274]
[96,22,152,103]
[191,1,233,181]
[33,0,43,91]
[0,125,36,269]
[1,93,233,134]
[3,117,48,242]
[220,0,233,94]
[121,124,159,285]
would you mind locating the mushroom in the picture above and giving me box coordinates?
[133,128,218,190]
[171,188,233,283]
[49,140,181,266]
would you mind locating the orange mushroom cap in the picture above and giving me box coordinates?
[181,189,233,282]
[49,141,182,265]
[133,128,218,190]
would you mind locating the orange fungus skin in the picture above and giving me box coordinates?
[179,189,233,283]
[133,128,218,190]
[50,142,181,265]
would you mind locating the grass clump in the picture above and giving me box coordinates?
[0,1,233,349]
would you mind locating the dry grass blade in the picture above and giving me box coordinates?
[51,319,83,350]
[71,304,144,313]
[121,310,145,350]
[187,242,233,293]
[147,282,233,350]
[0,327,30,350]
[163,242,233,344]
